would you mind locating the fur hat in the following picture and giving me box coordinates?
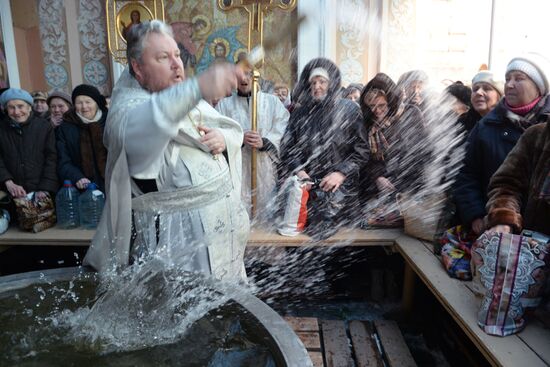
[71,84,107,111]
[47,90,72,106]
[472,70,504,96]
[0,88,33,107]
[506,54,550,96]
[308,67,330,82]
[31,91,48,101]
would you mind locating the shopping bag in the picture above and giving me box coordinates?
[471,230,550,336]
[13,192,56,233]
[277,176,309,237]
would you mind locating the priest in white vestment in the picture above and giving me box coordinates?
[83,20,249,281]
[216,65,289,223]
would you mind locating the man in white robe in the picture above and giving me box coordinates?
[216,65,289,223]
[83,20,249,281]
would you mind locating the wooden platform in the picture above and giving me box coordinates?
[0,226,400,248]
[285,316,417,367]
[1,225,549,366]
[396,235,550,367]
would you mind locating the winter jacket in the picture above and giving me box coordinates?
[486,122,550,235]
[0,114,58,193]
[56,109,107,191]
[454,95,550,226]
[357,73,401,200]
[457,108,482,135]
[279,58,369,184]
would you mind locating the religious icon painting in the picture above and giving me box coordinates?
[117,3,154,42]
[106,0,165,64]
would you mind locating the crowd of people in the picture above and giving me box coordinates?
[0,19,548,279]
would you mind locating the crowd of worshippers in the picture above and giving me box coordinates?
[0,52,549,239]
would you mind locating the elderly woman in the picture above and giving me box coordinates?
[0,88,58,202]
[55,84,108,191]
[458,70,503,133]
[358,73,401,201]
[454,54,550,235]
[47,90,72,128]
[397,69,429,109]
[343,83,363,104]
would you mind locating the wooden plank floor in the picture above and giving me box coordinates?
[285,317,417,367]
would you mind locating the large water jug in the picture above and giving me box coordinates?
[55,180,80,229]
[79,183,105,229]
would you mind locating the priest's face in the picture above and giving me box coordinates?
[237,66,252,94]
[132,32,185,92]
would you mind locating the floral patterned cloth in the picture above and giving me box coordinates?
[440,225,477,280]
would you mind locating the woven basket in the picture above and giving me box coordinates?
[397,192,447,241]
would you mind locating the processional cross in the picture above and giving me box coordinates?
[218,0,297,218]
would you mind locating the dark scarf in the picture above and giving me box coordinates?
[67,111,107,181]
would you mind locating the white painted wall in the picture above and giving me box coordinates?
[0,0,20,87]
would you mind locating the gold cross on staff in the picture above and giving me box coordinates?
[217,0,296,219]
[218,0,297,56]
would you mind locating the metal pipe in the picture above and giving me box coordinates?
[488,0,496,69]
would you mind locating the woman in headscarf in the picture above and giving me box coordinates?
[454,54,550,235]
[0,88,58,201]
[55,84,108,192]
[47,91,72,128]
[457,70,503,134]
[357,73,401,203]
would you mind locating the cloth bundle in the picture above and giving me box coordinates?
[471,230,550,336]
[277,176,309,237]
[13,192,56,233]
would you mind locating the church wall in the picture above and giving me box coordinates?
[164,0,297,91]
[8,0,112,94]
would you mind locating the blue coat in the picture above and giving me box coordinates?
[454,96,550,226]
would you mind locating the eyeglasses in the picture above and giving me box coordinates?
[368,103,388,111]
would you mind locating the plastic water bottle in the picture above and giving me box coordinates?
[79,183,105,229]
[0,209,9,234]
[55,180,80,229]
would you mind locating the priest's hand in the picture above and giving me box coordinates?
[244,131,263,149]
[5,180,26,198]
[198,63,241,101]
[199,126,226,155]
[320,172,346,193]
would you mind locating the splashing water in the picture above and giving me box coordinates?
[0,261,279,366]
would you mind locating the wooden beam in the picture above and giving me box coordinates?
[374,320,417,367]
[401,262,415,317]
[320,319,354,367]
[349,320,384,367]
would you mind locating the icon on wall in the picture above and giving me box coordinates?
[106,0,165,64]
[117,3,154,42]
